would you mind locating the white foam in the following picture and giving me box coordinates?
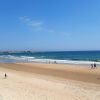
[0,55,35,61]
[30,58,100,65]
[0,55,100,65]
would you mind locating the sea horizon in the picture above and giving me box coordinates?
[0,51,100,65]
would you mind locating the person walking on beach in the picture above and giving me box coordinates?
[4,73,7,79]
[94,63,96,68]
[91,64,93,69]
[91,63,97,69]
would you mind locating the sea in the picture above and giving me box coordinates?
[0,51,100,65]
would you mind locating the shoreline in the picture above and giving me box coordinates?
[1,54,100,65]
[0,62,100,84]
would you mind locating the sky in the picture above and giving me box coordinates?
[0,0,100,51]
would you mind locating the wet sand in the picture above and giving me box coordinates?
[0,63,100,84]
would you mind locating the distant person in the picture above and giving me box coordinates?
[91,64,93,69]
[4,73,7,79]
[94,63,97,68]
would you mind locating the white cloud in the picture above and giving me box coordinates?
[19,16,55,32]
[19,16,30,22]
[19,16,43,31]
[31,21,42,27]
[19,16,69,35]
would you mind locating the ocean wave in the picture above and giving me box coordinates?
[29,59,100,65]
[0,55,100,65]
[0,55,35,61]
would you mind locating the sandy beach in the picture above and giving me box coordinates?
[0,63,100,100]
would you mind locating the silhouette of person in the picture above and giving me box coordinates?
[91,64,93,69]
[5,73,7,79]
[94,63,96,68]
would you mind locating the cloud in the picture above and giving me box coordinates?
[19,16,54,32]
[19,16,43,31]
[31,21,42,27]
[19,16,69,35]
[19,16,31,22]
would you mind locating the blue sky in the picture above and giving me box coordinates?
[0,0,100,51]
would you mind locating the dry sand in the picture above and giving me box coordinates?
[0,63,100,100]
